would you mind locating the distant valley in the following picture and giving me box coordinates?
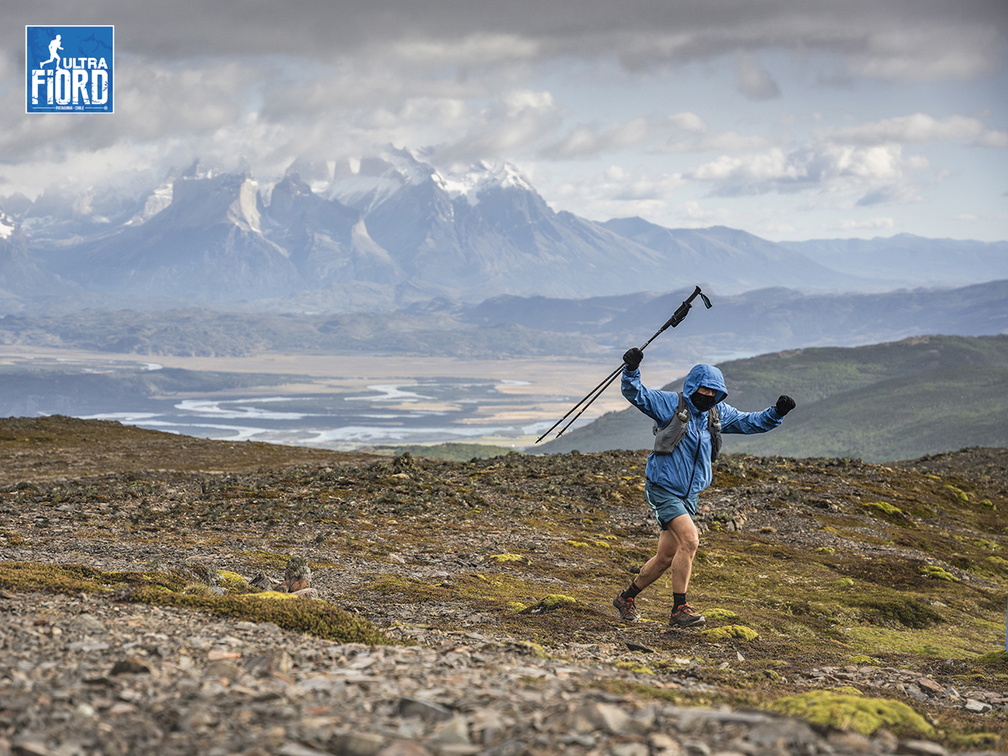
[1,332,1005,463]
[1,279,1004,363]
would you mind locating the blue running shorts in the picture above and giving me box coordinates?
[644,480,699,530]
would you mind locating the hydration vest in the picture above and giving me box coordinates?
[652,393,722,463]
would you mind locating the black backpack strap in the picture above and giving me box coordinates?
[708,404,722,464]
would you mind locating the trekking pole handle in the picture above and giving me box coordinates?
[663,285,712,332]
[638,286,713,352]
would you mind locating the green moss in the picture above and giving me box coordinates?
[514,641,551,659]
[703,625,759,642]
[830,686,864,696]
[976,651,1008,666]
[704,608,740,622]
[847,655,881,665]
[532,594,578,611]
[0,561,114,593]
[368,573,452,600]
[615,661,655,675]
[978,556,1008,577]
[252,590,302,601]
[863,500,904,518]
[129,585,391,645]
[217,570,250,593]
[489,553,525,563]
[971,538,1001,552]
[769,692,934,737]
[943,485,969,503]
[920,565,960,582]
[845,626,978,660]
[0,560,393,646]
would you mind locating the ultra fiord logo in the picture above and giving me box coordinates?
[26,26,114,114]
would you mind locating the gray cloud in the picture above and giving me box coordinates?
[734,52,781,100]
[3,0,1005,76]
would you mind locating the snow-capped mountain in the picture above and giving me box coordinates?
[314,148,678,297]
[265,172,403,286]
[37,171,303,302]
[2,147,1006,312]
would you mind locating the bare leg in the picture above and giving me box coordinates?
[633,513,699,593]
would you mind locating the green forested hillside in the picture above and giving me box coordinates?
[536,334,1008,462]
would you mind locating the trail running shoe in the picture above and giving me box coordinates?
[612,594,640,622]
[669,604,706,628]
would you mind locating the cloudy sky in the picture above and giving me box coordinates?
[2,0,1007,241]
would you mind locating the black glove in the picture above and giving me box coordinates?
[623,347,644,371]
[775,395,796,416]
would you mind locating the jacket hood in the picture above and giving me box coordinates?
[683,363,728,410]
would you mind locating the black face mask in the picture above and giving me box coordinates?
[691,391,718,412]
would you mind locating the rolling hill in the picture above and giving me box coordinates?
[535,334,1008,462]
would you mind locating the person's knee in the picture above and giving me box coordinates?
[683,532,699,553]
[671,527,699,555]
[654,551,674,571]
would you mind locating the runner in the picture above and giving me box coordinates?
[613,349,796,627]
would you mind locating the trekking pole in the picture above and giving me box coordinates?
[535,285,712,443]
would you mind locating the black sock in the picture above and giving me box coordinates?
[621,580,642,599]
[673,592,687,609]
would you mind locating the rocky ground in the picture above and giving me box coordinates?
[0,417,1006,756]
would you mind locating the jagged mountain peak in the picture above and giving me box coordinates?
[440,160,537,206]
[178,158,214,181]
[286,149,541,216]
[320,146,442,211]
[283,158,335,192]
[163,171,264,233]
[273,171,314,198]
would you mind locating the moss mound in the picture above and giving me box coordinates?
[703,608,741,622]
[703,625,759,642]
[0,561,392,646]
[976,650,1008,667]
[770,691,934,737]
[129,586,390,645]
[525,594,578,613]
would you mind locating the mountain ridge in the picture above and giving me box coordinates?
[3,148,1007,313]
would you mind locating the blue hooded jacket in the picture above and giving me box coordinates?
[622,363,783,498]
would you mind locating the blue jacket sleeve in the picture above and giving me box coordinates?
[621,368,679,425]
[718,402,783,434]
